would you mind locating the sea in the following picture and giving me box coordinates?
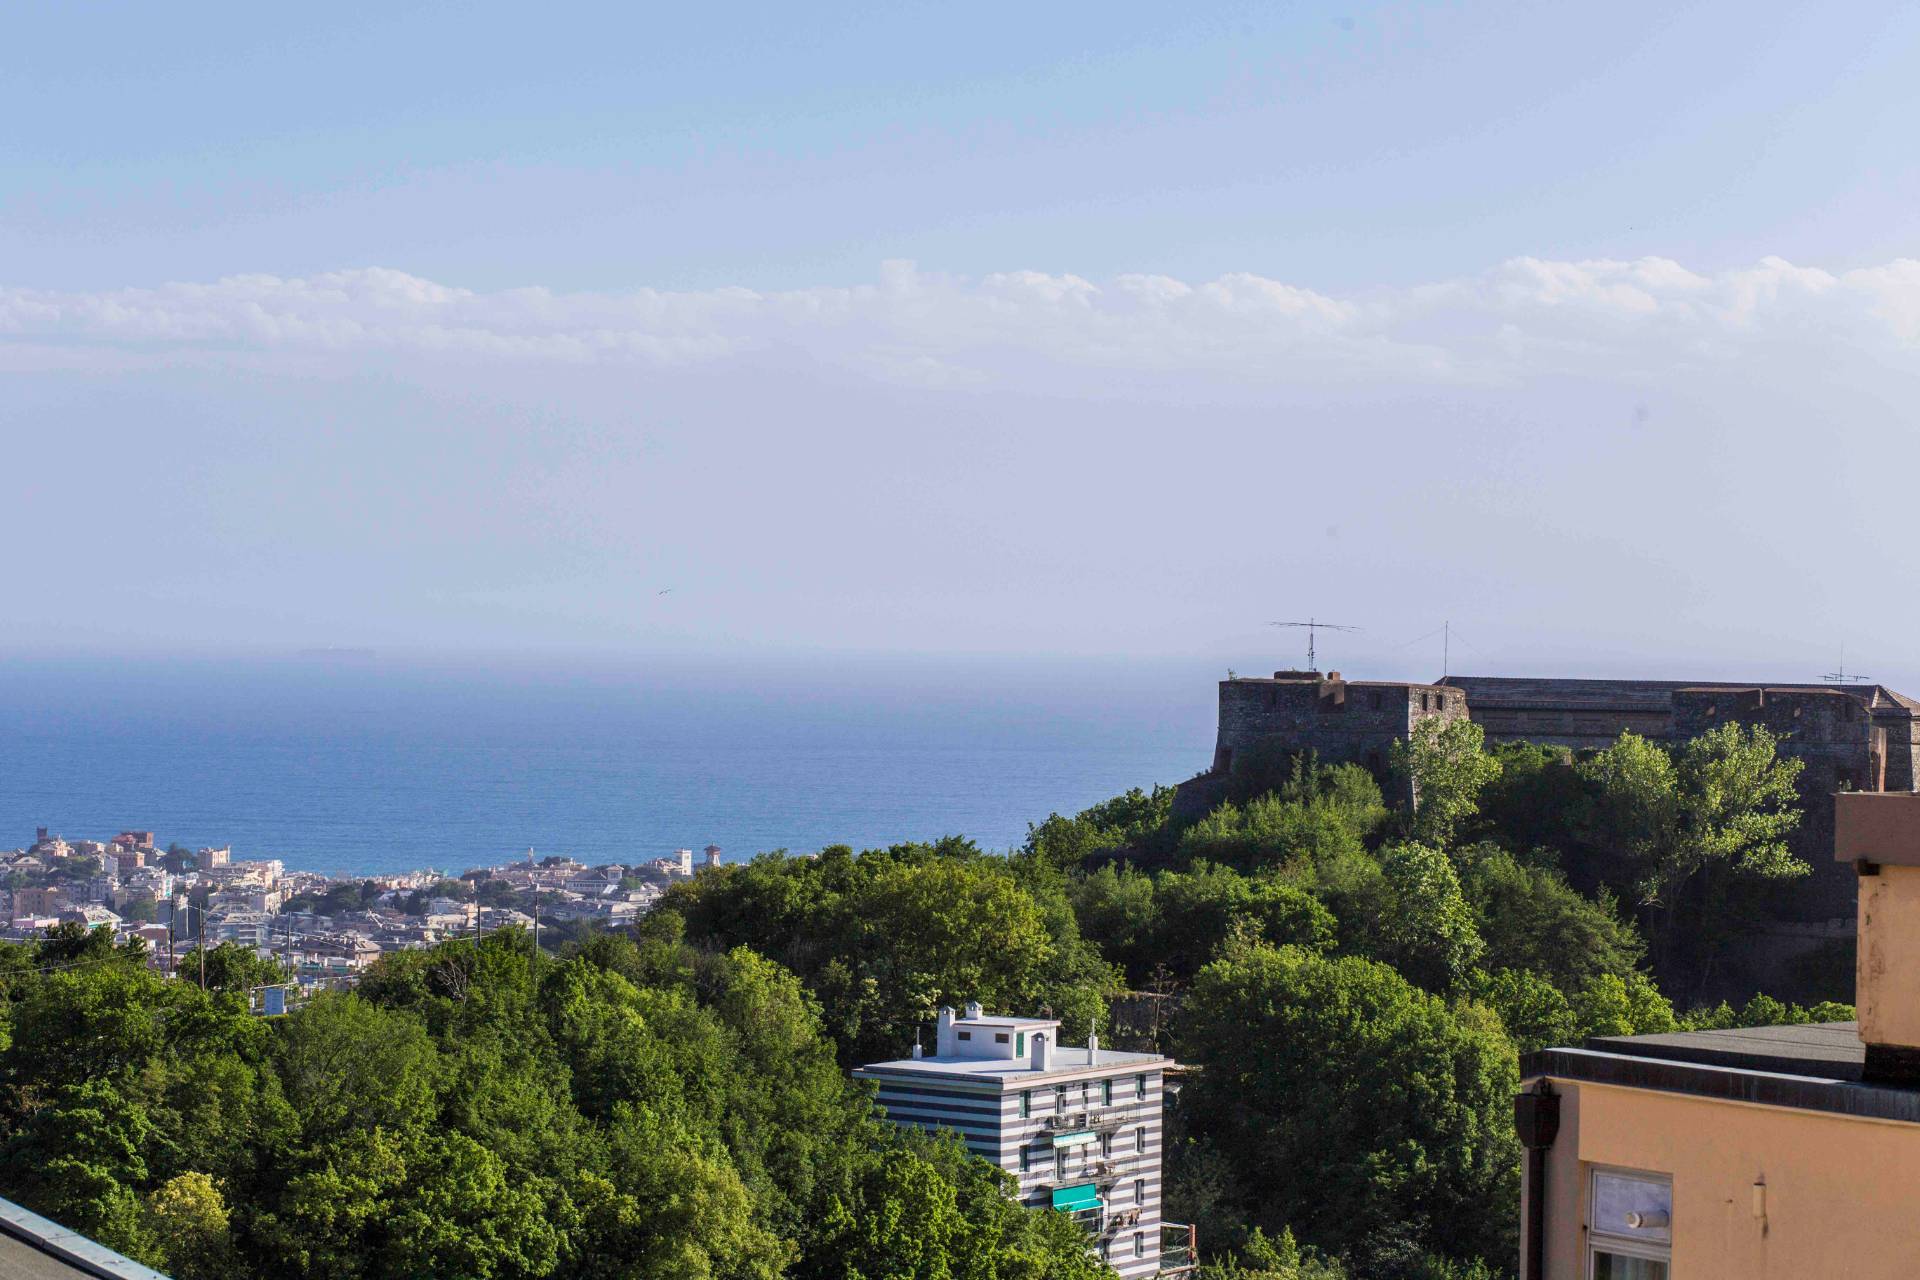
[0,653,1213,878]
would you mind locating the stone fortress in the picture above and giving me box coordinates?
[1205,669,1920,926]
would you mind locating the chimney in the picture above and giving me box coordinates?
[1835,793,1920,1082]
[1031,1031,1051,1071]
[1088,1030,1099,1067]
[911,1038,924,1060]
[936,1006,957,1057]
[964,1000,983,1020]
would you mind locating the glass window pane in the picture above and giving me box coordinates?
[1592,1251,1668,1280]
[1591,1172,1672,1242]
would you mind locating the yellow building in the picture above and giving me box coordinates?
[1516,790,1920,1279]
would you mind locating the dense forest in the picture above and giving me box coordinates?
[0,723,1851,1278]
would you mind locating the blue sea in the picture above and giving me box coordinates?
[0,654,1213,877]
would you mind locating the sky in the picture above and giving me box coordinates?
[9,1,1920,686]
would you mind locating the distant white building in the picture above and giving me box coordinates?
[855,1004,1192,1278]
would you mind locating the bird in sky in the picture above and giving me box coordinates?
[657,589,673,595]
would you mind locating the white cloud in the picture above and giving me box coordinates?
[5,255,1920,389]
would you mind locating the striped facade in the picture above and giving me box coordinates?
[857,1056,1170,1277]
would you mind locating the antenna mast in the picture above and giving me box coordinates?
[1825,644,1871,685]
[1268,618,1361,672]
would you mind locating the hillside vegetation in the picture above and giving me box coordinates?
[0,722,1849,1279]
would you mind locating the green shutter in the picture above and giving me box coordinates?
[1016,1031,1026,1057]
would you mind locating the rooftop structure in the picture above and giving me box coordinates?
[855,1003,1193,1277]
[1514,790,1920,1279]
[0,1193,169,1279]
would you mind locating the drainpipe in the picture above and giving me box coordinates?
[1513,1082,1561,1280]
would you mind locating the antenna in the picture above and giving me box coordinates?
[1825,644,1871,685]
[1268,618,1361,672]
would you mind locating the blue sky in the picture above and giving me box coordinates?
[12,2,1920,289]
[9,2,1920,683]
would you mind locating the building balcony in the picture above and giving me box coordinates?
[1046,1106,1130,1133]
[1160,1222,1198,1276]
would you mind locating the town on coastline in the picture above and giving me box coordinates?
[5,826,722,986]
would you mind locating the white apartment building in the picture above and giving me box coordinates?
[854,1004,1194,1278]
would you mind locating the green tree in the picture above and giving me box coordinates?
[1579,726,1805,980]
[1389,718,1502,849]
[180,941,286,994]
[666,844,1119,1065]
[143,1172,238,1280]
[1456,844,1642,991]
[1466,968,1579,1054]
[1177,944,1519,1271]
[1177,793,1366,874]
[275,993,440,1137]
[1373,843,1485,992]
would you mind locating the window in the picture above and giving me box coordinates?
[1587,1169,1671,1280]
[1134,1178,1145,1205]
[1102,1079,1113,1106]
[994,1032,1009,1044]
[1020,1090,1031,1118]
[1019,1146,1030,1173]
[1054,1150,1065,1180]
[1135,1127,1146,1154]
[1100,1132,1112,1158]
[957,1030,971,1041]
[1135,1074,1146,1100]
[1133,1231,1144,1258]
[1055,1086,1068,1110]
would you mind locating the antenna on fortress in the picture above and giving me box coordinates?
[1268,618,1360,672]
[1825,645,1871,685]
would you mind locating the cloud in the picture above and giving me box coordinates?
[4,255,1919,390]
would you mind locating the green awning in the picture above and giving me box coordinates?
[1051,1130,1097,1149]
[1050,1183,1100,1213]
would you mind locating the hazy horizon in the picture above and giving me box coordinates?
[10,3,1920,681]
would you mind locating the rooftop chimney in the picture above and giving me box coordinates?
[1835,793,1920,1082]
[1031,1031,1051,1071]
[964,1000,983,1020]
[936,1006,957,1057]
[1088,1030,1099,1067]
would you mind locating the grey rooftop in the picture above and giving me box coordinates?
[856,1044,1167,1085]
[0,1196,171,1280]
[1584,1020,1863,1081]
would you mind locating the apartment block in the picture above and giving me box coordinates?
[855,1003,1194,1277]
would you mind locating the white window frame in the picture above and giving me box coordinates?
[1586,1166,1671,1279]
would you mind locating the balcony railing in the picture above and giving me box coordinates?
[1160,1222,1198,1276]
[1045,1106,1131,1133]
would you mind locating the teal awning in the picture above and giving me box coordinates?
[1051,1183,1100,1212]
[1051,1130,1097,1149]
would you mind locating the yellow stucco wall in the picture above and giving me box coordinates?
[1858,863,1920,1050]
[1528,1080,1920,1279]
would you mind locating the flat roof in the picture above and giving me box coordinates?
[1521,1022,1920,1126]
[0,1197,170,1280]
[1584,1021,1864,1080]
[856,1045,1168,1087]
